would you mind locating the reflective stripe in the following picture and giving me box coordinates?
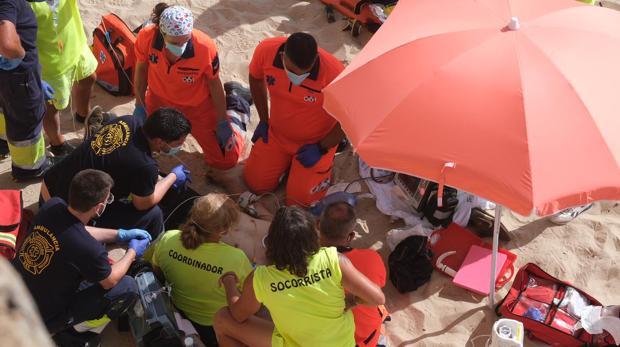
[8,133,47,170]
[0,233,17,244]
[0,111,6,140]
[73,315,111,334]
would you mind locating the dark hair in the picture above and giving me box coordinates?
[319,202,356,241]
[284,32,318,69]
[68,169,114,212]
[265,206,320,277]
[143,108,192,142]
[180,194,240,250]
[151,2,170,25]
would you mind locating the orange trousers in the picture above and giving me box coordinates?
[146,92,244,170]
[243,130,336,207]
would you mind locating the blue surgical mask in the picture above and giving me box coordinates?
[166,42,187,57]
[286,70,310,86]
[162,144,182,156]
[282,56,311,86]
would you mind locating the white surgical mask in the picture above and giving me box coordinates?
[166,42,187,57]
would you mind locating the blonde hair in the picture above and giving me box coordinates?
[180,193,240,250]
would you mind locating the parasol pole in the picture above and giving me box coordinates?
[488,204,503,307]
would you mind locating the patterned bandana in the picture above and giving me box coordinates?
[159,6,193,36]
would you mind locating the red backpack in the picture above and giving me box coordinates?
[92,14,141,96]
[497,263,617,346]
[0,190,33,260]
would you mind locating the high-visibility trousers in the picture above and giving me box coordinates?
[0,66,47,176]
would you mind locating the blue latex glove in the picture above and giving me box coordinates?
[41,80,55,102]
[128,238,150,258]
[524,307,544,322]
[171,164,191,190]
[296,143,324,168]
[215,119,233,153]
[251,121,269,144]
[0,56,22,70]
[133,105,147,123]
[117,228,152,242]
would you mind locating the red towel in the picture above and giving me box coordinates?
[0,190,23,260]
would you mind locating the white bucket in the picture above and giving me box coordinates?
[490,318,524,347]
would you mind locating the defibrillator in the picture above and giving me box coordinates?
[128,264,184,347]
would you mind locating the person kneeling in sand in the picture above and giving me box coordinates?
[41,108,192,239]
[320,201,389,347]
[13,169,150,346]
[147,194,252,347]
[213,206,385,347]
[134,3,250,184]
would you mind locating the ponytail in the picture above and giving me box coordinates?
[180,222,203,250]
[179,194,240,250]
[151,2,170,26]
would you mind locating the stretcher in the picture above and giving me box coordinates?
[321,0,398,36]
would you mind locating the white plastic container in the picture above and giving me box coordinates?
[490,319,524,347]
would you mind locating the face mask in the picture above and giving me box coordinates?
[166,42,187,57]
[162,144,182,156]
[286,70,310,86]
[282,55,311,86]
[95,203,106,218]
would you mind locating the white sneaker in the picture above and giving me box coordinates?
[549,204,594,225]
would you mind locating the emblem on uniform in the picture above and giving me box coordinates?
[304,96,317,103]
[99,50,106,64]
[149,54,158,64]
[266,75,276,86]
[310,178,331,194]
[91,120,131,156]
[19,230,56,275]
[183,76,195,84]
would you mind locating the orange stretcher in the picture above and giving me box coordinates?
[321,0,397,36]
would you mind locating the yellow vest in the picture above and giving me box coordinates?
[29,0,87,78]
[152,230,252,326]
[253,247,355,347]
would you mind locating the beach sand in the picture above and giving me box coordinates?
[1,0,619,346]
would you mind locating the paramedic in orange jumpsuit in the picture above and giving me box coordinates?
[244,33,345,206]
[133,4,243,171]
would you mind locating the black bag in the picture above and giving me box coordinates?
[421,186,459,228]
[388,236,434,293]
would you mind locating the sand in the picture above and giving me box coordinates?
[1,0,619,346]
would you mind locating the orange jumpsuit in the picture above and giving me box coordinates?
[135,25,243,170]
[244,37,344,206]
